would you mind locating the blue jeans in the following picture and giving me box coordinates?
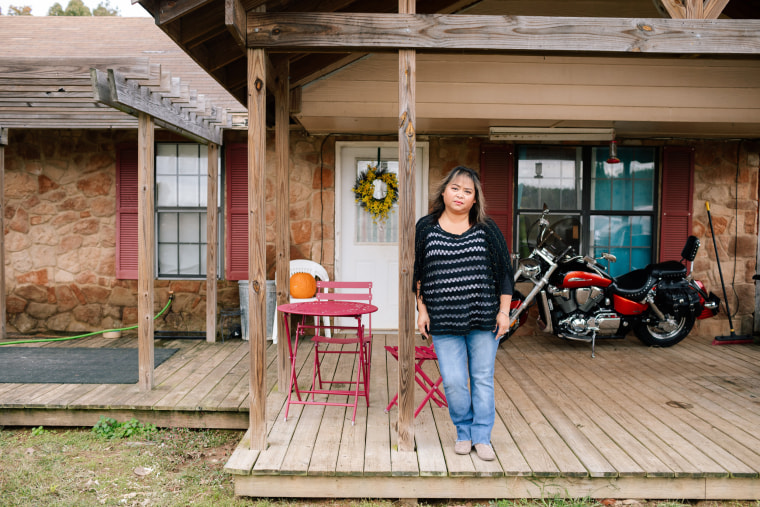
[432,329,499,445]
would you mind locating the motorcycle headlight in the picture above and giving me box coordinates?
[518,258,541,279]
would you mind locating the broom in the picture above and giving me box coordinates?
[706,201,754,345]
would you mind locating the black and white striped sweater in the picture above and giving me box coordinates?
[413,214,514,336]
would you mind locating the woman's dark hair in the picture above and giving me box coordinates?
[429,165,488,225]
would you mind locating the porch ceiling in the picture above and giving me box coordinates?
[136,0,760,139]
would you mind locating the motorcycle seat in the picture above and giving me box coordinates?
[610,269,657,300]
[647,260,687,280]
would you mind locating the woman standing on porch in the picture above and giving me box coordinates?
[413,165,513,462]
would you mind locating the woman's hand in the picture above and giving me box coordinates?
[494,295,512,340]
[417,306,431,340]
[494,310,511,340]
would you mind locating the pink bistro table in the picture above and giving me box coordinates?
[277,300,378,424]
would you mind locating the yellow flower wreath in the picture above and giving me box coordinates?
[351,165,399,223]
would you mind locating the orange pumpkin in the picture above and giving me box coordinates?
[289,272,317,299]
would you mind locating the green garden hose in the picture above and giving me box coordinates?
[0,295,174,346]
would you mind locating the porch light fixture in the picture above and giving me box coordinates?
[534,162,543,178]
[489,127,616,141]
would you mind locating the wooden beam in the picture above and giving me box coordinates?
[397,0,417,454]
[0,57,151,80]
[206,142,219,343]
[137,112,156,392]
[91,69,226,145]
[686,0,704,19]
[704,0,731,19]
[158,0,213,25]
[247,47,267,451]
[225,0,247,50]
[247,13,760,54]
[274,59,290,391]
[0,128,6,340]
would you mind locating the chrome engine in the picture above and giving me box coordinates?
[548,286,621,340]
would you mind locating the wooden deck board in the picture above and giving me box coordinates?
[514,339,650,477]
[529,339,697,477]
[540,338,729,477]
[3,332,760,499]
[363,334,393,476]
[595,340,755,477]
[496,345,589,477]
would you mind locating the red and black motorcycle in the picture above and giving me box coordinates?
[505,206,720,356]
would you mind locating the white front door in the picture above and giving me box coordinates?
[336,142,428,330]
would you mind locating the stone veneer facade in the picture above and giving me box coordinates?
[3,130,758,338]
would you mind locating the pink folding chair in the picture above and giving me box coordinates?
[385,342,448,418]
[311,281,373,406]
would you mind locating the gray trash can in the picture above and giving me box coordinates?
[238,280,276,341]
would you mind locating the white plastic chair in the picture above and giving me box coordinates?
[271,259,331,343]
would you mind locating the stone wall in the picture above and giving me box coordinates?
[2,130,758,337]
[690,141,760,336]
[2,129,242,335]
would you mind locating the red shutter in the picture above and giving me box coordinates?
[659,146,695,262]
[226,144,248,280]
[116,145,138,279]
[480,144,514,250]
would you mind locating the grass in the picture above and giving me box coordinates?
[1,423,759,506]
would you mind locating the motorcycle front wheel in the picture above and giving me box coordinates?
[633,313,696,347]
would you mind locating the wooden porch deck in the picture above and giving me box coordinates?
[2,331,760,500]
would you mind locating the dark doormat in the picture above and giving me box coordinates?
[0,347,178,384]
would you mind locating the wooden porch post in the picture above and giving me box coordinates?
[248,47,268,450]
[397,0,417,452]
[137,112,155,391]
[0,128,6,340]
[206,143,219,343]
[274,59,291,390]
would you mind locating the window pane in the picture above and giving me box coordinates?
[156,144,176,175]
[179,244,200,274]
[592,147,654,212]
[630,216,652,247]
[517,147,581,211]
[200,242,207,273]
[158,212,178,243]
[631,247,652,270]
[158,244,178,275]
[200,212,207,243]
[157,175,178,207]
[199,145,208,172]
[179,213,200,243]
[178,145,199,174]
[633,180,654,210]
[199,175,208,207]
[178,176,200,206]
[590,215,652,276]
[592,178,611,211]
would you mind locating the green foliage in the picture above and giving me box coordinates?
[47,0,119,16]
[47,3,64,16]
[62,0,91,16]
[30,426,46,436]
[92,0,119,16]
[91,416,157,440]
[7,5,33,15]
